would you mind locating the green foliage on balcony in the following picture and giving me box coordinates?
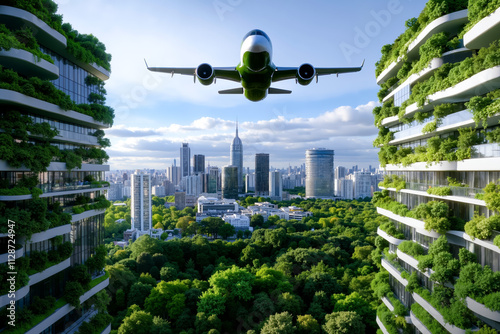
[467,92,500,129]
[494,235,500,248]
[398,240,426,257]
[372,100,399,127]
[411,303,448,334]
[373,126,395,147]
[376,304,408,334]
[456,262,500,311]
[426,186,452,196]
[1,0,112,71]
[72,195,111,214]
[375,0,468,77]
[0,24,53,63]
[379,175,407,192]
[463,0,500,35]
[464,213,500,240]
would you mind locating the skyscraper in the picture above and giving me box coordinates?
[255,153,270,196]
[167,160,181,186]
[269,170,283,200]
[230,122,244,193]
[335,166,346,180]
[305,148,334,198]
[373,2,500,333]
[180,143,191,177]
[204,166,220,193]
[193,154,205,174]
[222,165,239,200]
[0,2,112,332]
[131,170,152,231]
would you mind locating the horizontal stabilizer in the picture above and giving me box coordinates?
[218,88,244,94]
[268,87,292,94]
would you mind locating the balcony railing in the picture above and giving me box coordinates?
[38,181,109,194]
[406,182,484,199]
[471,143,500,159]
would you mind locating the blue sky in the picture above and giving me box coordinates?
[55,0,427,170]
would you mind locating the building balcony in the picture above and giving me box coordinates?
[384,156,500,172]
[381,257,409,287]
[396,249,433,279]
[0,48,59,80]
[381,65,500,127]
[0,284,29,308]
[25,224,72,244]
[0,184,109,202]
[466,297,500,324]
[0,245,23,264]
[0,6,66,50]
[410,310,433,334]
[464,7,500,49]
[412,291,478,333]
[377,227,405,246]
[0,89,109,129]
[25,274,109,334]
[376,207,441,238]
[376,9,468,85]
[380,183,486,206]
[0,160,110,173]
[376,315,392,334]
[28,257,71,286]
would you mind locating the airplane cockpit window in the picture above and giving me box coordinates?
[243,29,271,43]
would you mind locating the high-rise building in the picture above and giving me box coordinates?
[221,165,239,200]
[373,2,500,333]
[180,143,190,177]
[131,170,152,232]
[182,174,203,197]
[255,153,269,196]
[269,170,283,200]
[305,148,334,198]
[0,2,112,332]
[245,173,255,192]
[193,154,205,174]
[353,171,372,199]
[335,166,346,180]
[204,167,220,193]
[230,122,244,193]
[167,162,181,186]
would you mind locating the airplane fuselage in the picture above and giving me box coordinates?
[236,30,275,101]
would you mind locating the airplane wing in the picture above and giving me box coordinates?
[272,60,364,82]
[145,61,241,83]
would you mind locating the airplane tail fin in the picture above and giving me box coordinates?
[268,87,292,94]
[219,88,244,94]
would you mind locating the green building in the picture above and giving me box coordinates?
[373,1,500,333]
[0,1,113,332]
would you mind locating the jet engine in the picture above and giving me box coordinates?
[297,63,315,85]
[196,63,215,85]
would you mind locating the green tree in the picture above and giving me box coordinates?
[197,289,226,316]
[296,314,320,334]
[127,282,153,308]
[130,235,163,258]
[219,223,236,240]
[145,280,189,317]
[118,310,153,334]
[200,217,225,239]
[260,312,295,334]
[250,214,264,228]
[208,265,255,301]
[323,311,365,334]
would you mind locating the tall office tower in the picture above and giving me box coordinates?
[167,163,181,186]
[338,178,353,200]
[204,167,220,193]
[269,170,283,200]
[255,153,270,196]
[334,166,346,180]
[180,142,191,177]
[221,165,239,200]
[230,123,244,193]
[193,154,205,174]
[182,174,203,197]
[373,2,500,333]
[131,170,152,232]
[305,148,334,198]
[123,172,128,181]
[0,2,112,332]
[353,171,372,199]
[245,173,255,192]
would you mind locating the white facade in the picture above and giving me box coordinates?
[245,173,255,192]
[152,185,166,197]
[269,170,283,200]
[181,174,203,197]
[131,170,152,232]
[223,214,251,230]
[338,178,353,200]
[353,171,372,199]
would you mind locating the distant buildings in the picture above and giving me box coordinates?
[131,170,152,232]
[223,214,251,230]
[204,167,220,193]
[352,171,372,198]
[180,143,191,177]
[230,123,244,193]
[167,160,181,186]
[269,170,283,200]
[245,173,255,193]
[306,148,334,198]
[255,153,270,196]
[193,154,205,174]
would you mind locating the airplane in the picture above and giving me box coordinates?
[146,29,364,102]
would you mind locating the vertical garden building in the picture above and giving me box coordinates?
[0,1,113,333]
[373,0,500,333]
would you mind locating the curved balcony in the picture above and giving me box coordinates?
[466,297,500,323]
[376,207,441,238]
[0,245,24,264]
[0,284,29,308]
[28,224,72,244]
[384,156,500,172]
[410,311,432,334]
[447,230,500,255]
[412,291,478,333]
[376,56,404,86]
[0,160,110,173]
[464,7,500,49]
[381,257,408,286]
[101,324,111,334]
[377,227,405,246]
[0,48,58,80]
[0,89,109,129]
[406,10,468,58]
[71,208,106,222]
[28,257,70,286]
[0,6,66,50]
[0,185,109,202]
[376,315,392,334]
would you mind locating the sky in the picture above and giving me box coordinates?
[54,0,428,171]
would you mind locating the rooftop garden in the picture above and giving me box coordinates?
[0,24,53,63]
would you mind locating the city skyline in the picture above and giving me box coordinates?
[53,0,429,170]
